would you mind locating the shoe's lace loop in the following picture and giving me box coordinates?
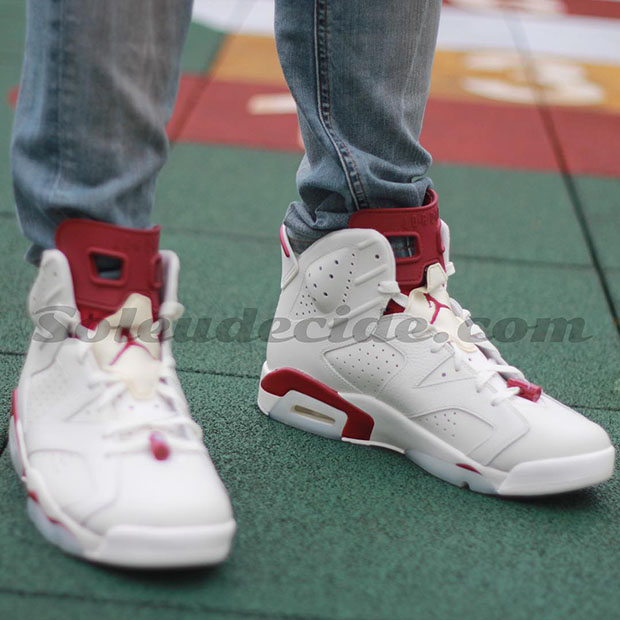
[378,280,408,308]
[382,270,526,405]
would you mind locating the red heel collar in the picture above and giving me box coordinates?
[55,219,162,328]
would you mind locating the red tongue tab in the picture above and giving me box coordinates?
[55,219,162,328]
[348,189,444,294]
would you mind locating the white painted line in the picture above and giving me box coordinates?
[191,1,620,65]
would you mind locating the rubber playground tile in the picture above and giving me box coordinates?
[420,97,562,174]
[570,175,620,314]
[546,107,620,177]
[153,144,297,239]
[0,219,34,354]
[0,133,16,214]
[0,353,21,452]
[152,144,591,267]
[0,62,22,215]
[0,596,256,620]
[428,163,591,266]
[0,2,24,59]
[571,175,620,270]
[0,369,617,620]
[602,270,620,322]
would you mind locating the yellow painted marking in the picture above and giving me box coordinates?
[210,34,620,112]
[211,34,286,86]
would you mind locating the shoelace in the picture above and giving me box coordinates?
[75,328,204,455]
[378,278,526,406]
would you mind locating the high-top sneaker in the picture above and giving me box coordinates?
[258,191,615,496]
[10,220,236,567]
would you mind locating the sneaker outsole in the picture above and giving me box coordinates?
[258,363,615,497]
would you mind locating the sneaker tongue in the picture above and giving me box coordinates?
[405,264,477,353]
[92,293,163,400]
[55,219,162,328]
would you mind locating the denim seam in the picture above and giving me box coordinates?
[314,0,370,212]
[49,0,76,202]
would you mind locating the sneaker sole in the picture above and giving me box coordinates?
[257,364,615,497]
[9,390,236,569]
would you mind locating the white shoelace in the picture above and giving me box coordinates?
[378,278,527,406]
[75,329,204,455]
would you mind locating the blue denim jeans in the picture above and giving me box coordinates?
[11,0,441,262]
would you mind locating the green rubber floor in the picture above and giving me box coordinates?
[0,3,619,620]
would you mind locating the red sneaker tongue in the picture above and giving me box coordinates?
[348,189,444,295]
[55,219,162,328]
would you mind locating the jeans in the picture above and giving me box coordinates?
[11,0,441,262]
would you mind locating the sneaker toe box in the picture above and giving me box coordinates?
[83,452,234,534]
[490,395,613,471]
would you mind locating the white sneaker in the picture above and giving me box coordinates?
[10,220,236,568]
[259,191,615,496]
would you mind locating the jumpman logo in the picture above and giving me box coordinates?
[109,327,152,365]
[424,293,451,325]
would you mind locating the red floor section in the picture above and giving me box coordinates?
[167,76,620,176]
[443,0,620,19]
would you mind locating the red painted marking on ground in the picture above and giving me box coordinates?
[166,74,206,142]
[175,79,300,152]
[421,97,560,172]
[565,0,620,19]
[8,75,620,176]
[442,0,620,19]
[167,78,563,172]
[548,106,620,177]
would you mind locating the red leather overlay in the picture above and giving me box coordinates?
[279,224,290,258]
[11,388,17,421]
[507,379,542,403]
[348,189,444,296]
[55,220,162,328]
[260,368,375,441]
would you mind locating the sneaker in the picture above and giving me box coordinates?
[10,220,236,567]
[258,191,615,496]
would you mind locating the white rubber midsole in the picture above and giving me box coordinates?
[258,363,615,496]
[9,405,236,568]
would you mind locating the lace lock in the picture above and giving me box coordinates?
[507,378,542,402]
